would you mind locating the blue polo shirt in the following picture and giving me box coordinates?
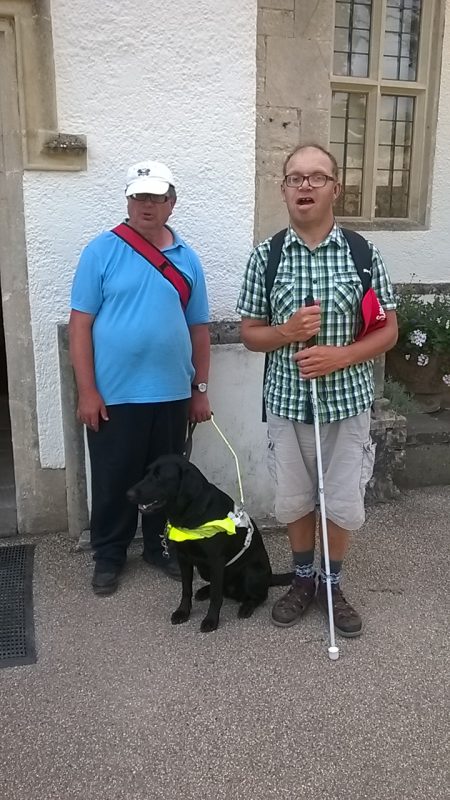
[70,226,209,404]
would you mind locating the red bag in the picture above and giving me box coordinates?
[357,287,387,340]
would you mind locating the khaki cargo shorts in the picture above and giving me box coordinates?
[267,409,375,531]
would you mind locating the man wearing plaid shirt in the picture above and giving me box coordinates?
[237,144,398,636]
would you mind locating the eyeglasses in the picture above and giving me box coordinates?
[284,173,335,189]
[129,193,170,204]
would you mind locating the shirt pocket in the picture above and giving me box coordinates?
[271,279,296,324]
[333,273,362,316]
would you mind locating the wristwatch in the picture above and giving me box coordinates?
[192,382,208,393]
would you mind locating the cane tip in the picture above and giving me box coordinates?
[328,646,340,661]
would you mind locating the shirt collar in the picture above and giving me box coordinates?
[164,225,186,249]
[122,221,185,250]
[285,221,345,251]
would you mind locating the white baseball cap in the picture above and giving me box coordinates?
[125,160,175,196]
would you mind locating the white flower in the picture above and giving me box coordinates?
[443,374,450,386]
[446,320,450,330]
[404,354,411,361]
[437,317,442,324]
[409,329,427,347]
[417,354,429,367]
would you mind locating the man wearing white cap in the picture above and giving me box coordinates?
[69,160,211,595]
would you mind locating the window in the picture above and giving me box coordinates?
[330,0,441,223]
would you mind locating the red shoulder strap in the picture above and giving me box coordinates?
[111,223,191,309]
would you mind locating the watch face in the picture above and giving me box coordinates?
[197,383,207,393]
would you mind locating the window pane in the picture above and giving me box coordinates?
[347,143,364,168]
[383,0,421,80]
[375,94,415,217]
[332,143,345,168]
[395,120,412,146]
[343,170,363,215]
[386,8,401,33]
[335,27,351,53]
[335,2,351,27]
[334,52,349,75]
[348,116,366,144]
[334,0,373,77]
[351,53,369,77]
[330,91,367,216]
[381,95,396,118]
[330,117,346,143]
[352,29,370,54]
[378,145,392,170]
[398,57,416,81]
[396,96,414,121]
[331,92,348,118]
[353,4,371,29]
[379,120,394,146]
[376,170,409,217]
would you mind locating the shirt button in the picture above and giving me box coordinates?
[312,279,318,284]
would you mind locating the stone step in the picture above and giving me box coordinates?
[395,410,450,489]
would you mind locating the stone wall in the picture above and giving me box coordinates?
[256,0,334,241]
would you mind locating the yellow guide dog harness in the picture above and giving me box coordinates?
[167,508,254,567]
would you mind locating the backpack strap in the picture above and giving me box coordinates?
[262,229,287,421]
[340,228,372,295]
[265,228,288,324]
[111,222,191,310]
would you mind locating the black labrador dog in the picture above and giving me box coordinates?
[127,454,292,632]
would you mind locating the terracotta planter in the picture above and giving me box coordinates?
[385,349,445,412]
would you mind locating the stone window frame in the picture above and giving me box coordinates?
[331,0,444,231]
[0,0,86,170]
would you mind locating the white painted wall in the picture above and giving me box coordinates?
[22,0,257,468]
[190,346,275,518]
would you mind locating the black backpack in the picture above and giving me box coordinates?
[262,227,372,421]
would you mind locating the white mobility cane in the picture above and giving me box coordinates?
[305,296,339,662]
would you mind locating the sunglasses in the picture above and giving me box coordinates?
[129,193,170,204]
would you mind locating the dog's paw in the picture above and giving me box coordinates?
[200,616,219,633]
[238,601,258,619]
[195,585,210,601]
[171,607,191,625]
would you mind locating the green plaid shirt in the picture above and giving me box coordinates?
[236,224,396,423]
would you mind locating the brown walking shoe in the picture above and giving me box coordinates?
[317,582,363,638]
[271,576,316,627]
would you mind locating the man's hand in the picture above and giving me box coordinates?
[281,303,321,344]
[77,389,109,431]
[189,392,211,423]
[294,345,348,379]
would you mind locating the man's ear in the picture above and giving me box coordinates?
[333,181,342,202]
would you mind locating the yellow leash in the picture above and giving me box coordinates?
[209,413,244,508]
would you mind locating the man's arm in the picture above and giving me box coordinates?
[68,309,108,431]
[241,305,322,352]
[189,323,211,423]
[295,310,398,379]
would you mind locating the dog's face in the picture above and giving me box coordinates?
[127,455,208,522]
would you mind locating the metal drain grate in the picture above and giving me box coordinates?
[0,544,36,667]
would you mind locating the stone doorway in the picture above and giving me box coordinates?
[0,288,16,536]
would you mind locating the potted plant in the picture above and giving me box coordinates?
[385,289,450,412]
